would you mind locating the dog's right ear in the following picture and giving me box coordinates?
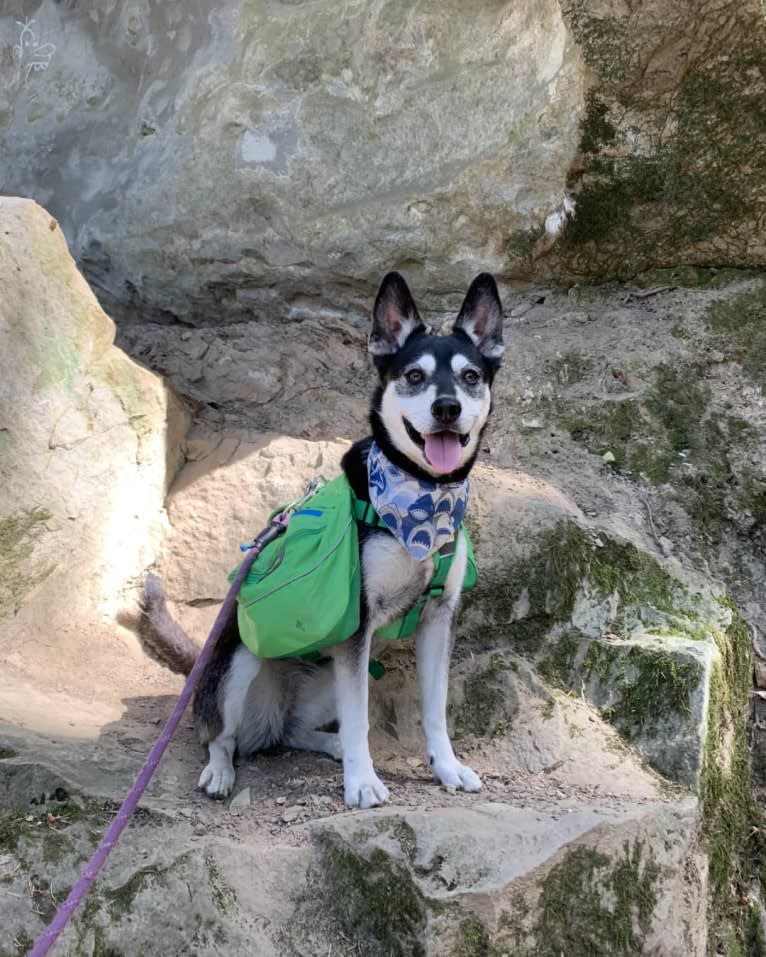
[369,272,424,356]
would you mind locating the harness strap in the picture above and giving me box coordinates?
[352,496,380,527]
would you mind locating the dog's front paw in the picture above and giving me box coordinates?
[431,756,482,793]
[198,760,236,800]
[343,769,390,809]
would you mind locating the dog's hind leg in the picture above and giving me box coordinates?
[283,662,342,759]
[284,728,342,759]
[198,645,261,799]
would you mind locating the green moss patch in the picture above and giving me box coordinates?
[470,517,722,781]
[539,631,707,783]
[550,6,766,278]
[204,853,237,915]
[538,630,583,685]
[559,358,765,541]
[701,601,757,953]
[507,226,545,263]
[587,643,701,734]
[462,521,589,655]
[452,840,662,956]
[544,638,703,738]
[467,519,703,658]
[451,655,515,739]
[560,362,713,485]
[531,841,660,956]
[296,831,429,957]
[105,864,172,921]
[450,916,496,957]
[0,809,28,855]
[706,281,766,390]
[0,507,54,618]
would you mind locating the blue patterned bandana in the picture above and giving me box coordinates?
[367,442,469,561]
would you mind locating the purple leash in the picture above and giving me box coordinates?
[28,513,290,957]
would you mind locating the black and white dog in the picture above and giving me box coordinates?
[139,272,504,809]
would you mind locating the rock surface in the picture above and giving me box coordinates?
[3,213,765,950]
[541,0,766,282]
[0,197,189,729]
[0,0,583,324]
[2,2,764,323]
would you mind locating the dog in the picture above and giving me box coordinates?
[139,271,504,809]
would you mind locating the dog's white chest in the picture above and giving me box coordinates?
[361,533,434,631]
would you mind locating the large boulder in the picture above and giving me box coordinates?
[2,2,764,321]
[0,197,189,728]
[0,0,583,323]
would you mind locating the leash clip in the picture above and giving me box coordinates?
[239,475,326,552]
[278,474,327,517]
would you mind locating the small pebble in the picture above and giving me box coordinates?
[229,787,252,809]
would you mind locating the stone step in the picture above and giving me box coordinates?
[0,746,703,957]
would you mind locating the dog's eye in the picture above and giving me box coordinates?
[462,369,480,385]
[405,369,425,385]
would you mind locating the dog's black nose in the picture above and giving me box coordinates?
[431,397,461,425]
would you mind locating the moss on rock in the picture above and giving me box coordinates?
[450,840,662,956]
[452,654,516,739]
[469,518,702,656]
[560,361,712,486]
[547,6,766,279]
[294,831,429,957]
[0,507,54,618]
[105,865,171,922]
[701,601,756,953]
[450,916,495,957]
[558,354,766,542]
[705,281,766,390]
[530,841,660,956]
[540,631,707,783]
[584,642,701,734]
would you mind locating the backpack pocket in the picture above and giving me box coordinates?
[231,477,362,659]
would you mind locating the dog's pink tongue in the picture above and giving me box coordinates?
[424,432,462,474]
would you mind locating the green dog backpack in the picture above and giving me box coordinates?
[230,474,477,660]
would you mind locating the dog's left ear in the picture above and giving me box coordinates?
[454,273,504,364]
[369,272,425,356]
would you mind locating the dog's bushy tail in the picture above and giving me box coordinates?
[138,574,198,676]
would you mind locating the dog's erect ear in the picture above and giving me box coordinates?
[369,272,425,356]
[454,273,504,362]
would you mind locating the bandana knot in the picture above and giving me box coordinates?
[367,442,469,561]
